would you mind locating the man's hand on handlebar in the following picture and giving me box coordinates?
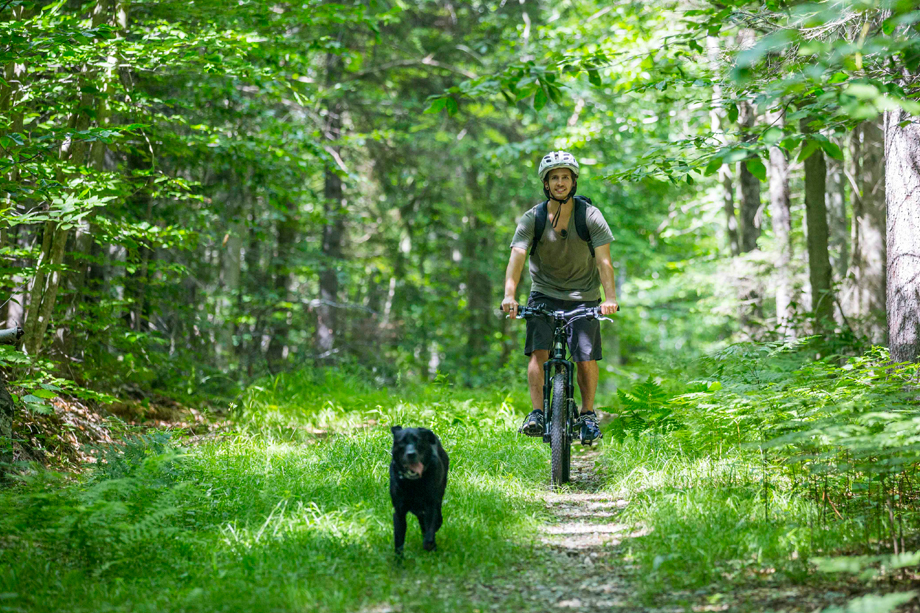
[501,296,519,319]
[599,299,619,316]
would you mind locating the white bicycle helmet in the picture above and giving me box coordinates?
[538,151,579,182]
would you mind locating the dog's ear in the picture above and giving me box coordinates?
[420,428,438,446]
[391,425,403,437]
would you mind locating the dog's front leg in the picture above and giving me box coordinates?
[421,505,437,551]
[393,509,408,555]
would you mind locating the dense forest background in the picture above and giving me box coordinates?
[4,0,916,405]
[3,1,920,612]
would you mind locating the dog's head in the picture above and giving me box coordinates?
[391,426,437,480]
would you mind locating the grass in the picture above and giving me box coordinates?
[595,435,913,601]
[0,371,551,613]
[6,358,918,612]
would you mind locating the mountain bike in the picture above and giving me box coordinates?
[514,305,617,486]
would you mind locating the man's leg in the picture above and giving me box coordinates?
[576,360,598,414]
[528,350,550,411]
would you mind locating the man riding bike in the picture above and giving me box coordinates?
[501,151,619,443]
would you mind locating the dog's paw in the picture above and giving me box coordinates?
[423,540,437,552]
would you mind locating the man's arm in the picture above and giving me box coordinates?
[501,247,528,317]
[594,243,619,315]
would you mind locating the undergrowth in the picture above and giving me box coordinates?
[599,339,920,607]
[0,372,548,613]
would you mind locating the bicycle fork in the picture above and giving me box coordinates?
[541,357,575,443]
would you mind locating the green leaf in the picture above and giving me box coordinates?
[745,157,767,181]
[798,139,821,162]
[762,126,784,145]
[424,97,447,114]
[703,155,723,176]
[587,69,601,87]
[31,388,58,399]
[727,102,739,124]
[534,87,547,111]
[821,140,844,161]
[845,83,880,99]
[445,96,458,115]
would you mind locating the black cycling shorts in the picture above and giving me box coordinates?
[524,292,603,362]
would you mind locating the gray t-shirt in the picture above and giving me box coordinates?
[510,202,614,301]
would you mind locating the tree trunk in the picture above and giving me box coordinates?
[0,372,15,474]
[826,146,849,282]
[462,169,493,359]
[801,118,835,332]
[767,109,793,331]
[23,0,112,357]
[23,223,69,356]
[316,51,345,358]
[242,208,262,377]
[885,109,920,363]
[738,101,761,253]
[736,30,761,253]
[847,119,887,343]
[2,5,29,333]
[267,198,298,369]
[707,37,740,256]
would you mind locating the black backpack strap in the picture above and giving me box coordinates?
[530,200,549,256]
[573,196,595,257]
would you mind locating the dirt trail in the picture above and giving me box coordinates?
[523,447,644,612]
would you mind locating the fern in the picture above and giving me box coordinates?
[610,376,684,441]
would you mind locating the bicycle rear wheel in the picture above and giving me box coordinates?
[550,371,568,487]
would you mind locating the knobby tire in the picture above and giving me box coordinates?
[550,371,568,487]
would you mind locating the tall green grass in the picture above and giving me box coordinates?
[0,370,549,612]
[599,437,831,590]
[597,342,920,604]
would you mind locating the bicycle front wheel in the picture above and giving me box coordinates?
[550,371,568,487]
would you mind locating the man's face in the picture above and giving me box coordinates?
[545,168,574,199]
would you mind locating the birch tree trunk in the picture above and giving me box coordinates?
[885,109,920,363]
[847,119,887,343]
[801,118,835,332]
[767,109,793,331]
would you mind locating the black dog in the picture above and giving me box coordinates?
[389,426,449,554]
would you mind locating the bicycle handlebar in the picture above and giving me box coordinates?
[509,304,620,320]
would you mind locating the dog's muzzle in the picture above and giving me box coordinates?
[400,461,425,480]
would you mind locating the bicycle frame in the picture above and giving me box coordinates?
[541,310,576,443]
[511,303,616,485]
